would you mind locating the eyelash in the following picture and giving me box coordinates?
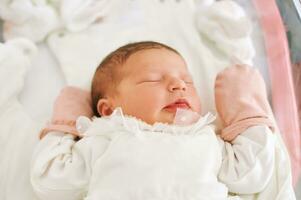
[141,80,161,83]
[184,80,193,84]
[140,80,194,85]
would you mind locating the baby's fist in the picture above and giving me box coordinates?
[215,64,274,141]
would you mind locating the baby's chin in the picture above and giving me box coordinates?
[154,111,177,125]
[159,108,201,125]
[135,111,174,126]
[141,108,201,125]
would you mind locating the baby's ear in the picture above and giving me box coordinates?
[97,98,113,116]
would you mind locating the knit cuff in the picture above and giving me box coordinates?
[220,117,275,142]
[39,120,80,139]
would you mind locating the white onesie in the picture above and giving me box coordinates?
[30,108,275,200]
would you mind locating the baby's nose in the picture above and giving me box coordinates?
[168,78,187,92]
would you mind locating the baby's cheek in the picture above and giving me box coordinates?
[191,92,202,113]
[195,101,202,114]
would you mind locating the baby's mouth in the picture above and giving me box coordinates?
[163,99,190,113]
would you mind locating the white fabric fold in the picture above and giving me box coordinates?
[0,39,40,200]
[60,0,113,32]
[0,0,60,42]
[196,0,255,64]
[0,38,37,109]
[0,0,116,42]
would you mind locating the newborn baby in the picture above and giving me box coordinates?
[31,41,275,200]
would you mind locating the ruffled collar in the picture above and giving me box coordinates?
[78,107,216,136]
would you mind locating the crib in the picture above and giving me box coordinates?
[0,0,299,199]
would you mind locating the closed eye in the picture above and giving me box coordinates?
[138,80,161,84]
[183,79,194,84]
[182,74,194,84]
[184,80,194,84]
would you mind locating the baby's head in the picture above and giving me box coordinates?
[91,41,201,124]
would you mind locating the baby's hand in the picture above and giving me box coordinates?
[214,64,274,141]
[40,86,93,139]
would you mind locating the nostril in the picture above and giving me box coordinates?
[170,85,186,92]
[168,78,187,92]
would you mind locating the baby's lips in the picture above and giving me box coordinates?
[164,99,190,112]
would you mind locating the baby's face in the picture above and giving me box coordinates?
[107,48,201,124]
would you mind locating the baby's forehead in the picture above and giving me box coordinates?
[122,48,189,74]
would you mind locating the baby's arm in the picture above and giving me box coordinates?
[214,65,276,193]
[30,86,103,200]
[31,131,109,200]
[39,86,94,139]
[217,125,275,194]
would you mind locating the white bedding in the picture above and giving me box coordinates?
[19,43,65,122]
[0,39,40,200]
[0,0,295,199]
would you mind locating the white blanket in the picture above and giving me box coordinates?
[0,0,118,42]
[0,39,40,200]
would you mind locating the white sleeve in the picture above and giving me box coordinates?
[30,132,109,200]
[218,125,275,194]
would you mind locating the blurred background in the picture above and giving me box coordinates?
[276,0,301,198]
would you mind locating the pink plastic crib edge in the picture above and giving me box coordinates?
[252,0,301,186]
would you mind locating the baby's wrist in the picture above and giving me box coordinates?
[39,120,80,139]
[220,117,274,141]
